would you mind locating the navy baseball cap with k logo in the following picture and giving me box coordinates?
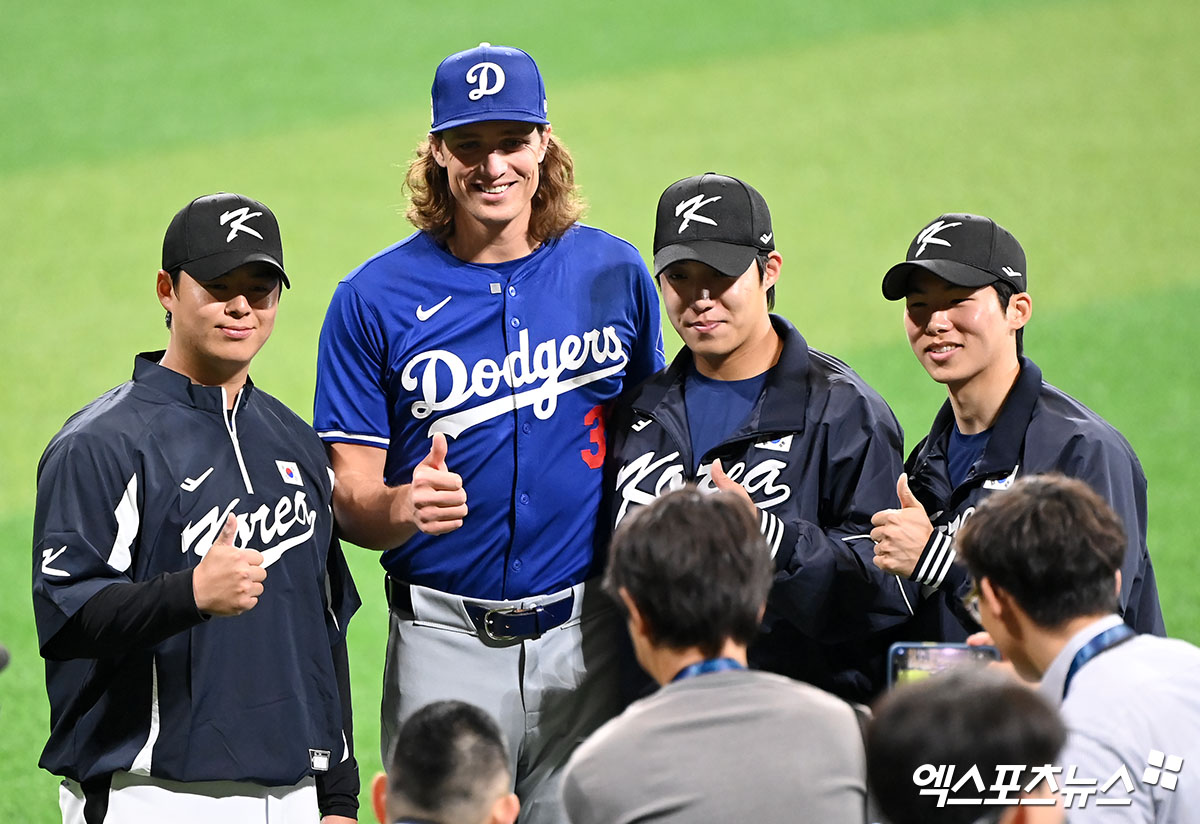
[162,192,289,287]
[882,213,1026,300]
[431,42,549,132]
[653,173,775,278]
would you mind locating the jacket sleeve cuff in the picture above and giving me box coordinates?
[910,530,956,587]
[759,509,786,565]
[316,757,359,819]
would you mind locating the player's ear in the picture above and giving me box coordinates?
[1006,291,1032,331]
[429,133,449,168]
[761,251,782,291]
[157,269,175,311]
[536,124,551,163]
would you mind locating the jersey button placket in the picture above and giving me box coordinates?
[505,282,530,596]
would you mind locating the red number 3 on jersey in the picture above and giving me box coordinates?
[581,405,606,469]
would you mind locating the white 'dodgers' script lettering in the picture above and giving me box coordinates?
[182,491,317,568]
[401,327,628,438]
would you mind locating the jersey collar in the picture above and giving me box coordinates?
[133,350,256,413]
[915,356,1043,489]
[633,314,812,436]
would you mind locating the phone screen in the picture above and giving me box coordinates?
[888,643,1001,686]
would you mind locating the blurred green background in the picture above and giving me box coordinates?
[3,0,1197,816]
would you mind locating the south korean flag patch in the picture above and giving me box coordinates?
[276,460,304,487]
[754,435,793,453]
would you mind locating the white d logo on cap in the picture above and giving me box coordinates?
[466,62,506,100]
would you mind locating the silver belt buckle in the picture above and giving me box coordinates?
[482,605,539,642]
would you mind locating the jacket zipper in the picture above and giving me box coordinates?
[221,388,255,495]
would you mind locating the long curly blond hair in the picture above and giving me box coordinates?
[404,127,585,246]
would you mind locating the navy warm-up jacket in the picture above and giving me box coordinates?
[901,356,1165,641]
[32,352,360,815]
[606,315,917,701]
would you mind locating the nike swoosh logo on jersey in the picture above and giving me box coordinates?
[416,296,452,321]
[181,467,215,492]
[42,546,69,577]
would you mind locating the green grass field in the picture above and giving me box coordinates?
[2,0,1197,816]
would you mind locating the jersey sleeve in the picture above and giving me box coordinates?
[623,257,666,387]
[764,392,920,642]
[1060,434,1164,636]
[33,431,148,652]
[314,280,393,448]
[323,533,361,646]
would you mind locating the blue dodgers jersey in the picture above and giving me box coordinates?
[315,226,664,599]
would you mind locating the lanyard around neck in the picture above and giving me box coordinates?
[1063,624,1136,698]
[672,657,745,683]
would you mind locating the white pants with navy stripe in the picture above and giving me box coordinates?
[60,773,318,824]
[381,579,623,824]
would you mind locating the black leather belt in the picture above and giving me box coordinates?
[386,576,575,642]
[385,575,415,612]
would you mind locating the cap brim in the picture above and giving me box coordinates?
[181,251,290,288]
[881,259,998,300]
[431,112,550,132]
[654,240,759,278]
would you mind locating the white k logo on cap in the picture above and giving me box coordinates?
[676,194,722,233]
[915,219,962,258]
[220,207,264,242]
[467,61,505,100]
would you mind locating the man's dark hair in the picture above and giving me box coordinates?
[957,473,1126,628]
[991,280,1024,357]
[868,668,1065,824]
[165,268,182,329]
[604,486,773,657]
[388,700,511,824]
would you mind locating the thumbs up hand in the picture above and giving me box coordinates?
[409,433,468,535]
[896,473,924,511]
[709,459,759,519]
[869,473,934,577]
[193,514,267,616]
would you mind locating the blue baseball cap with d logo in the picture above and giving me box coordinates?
[430,42,550,132]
